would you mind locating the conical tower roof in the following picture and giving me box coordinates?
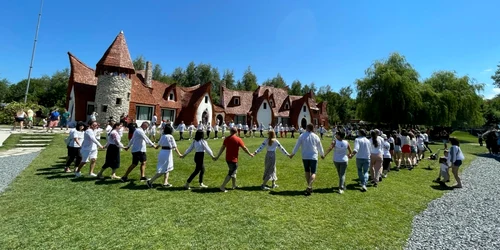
[96,31,135,73]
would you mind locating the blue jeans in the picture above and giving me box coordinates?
[356,158,370,186]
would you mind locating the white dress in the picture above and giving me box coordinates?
[156,134,177,173]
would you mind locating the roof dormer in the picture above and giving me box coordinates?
[168,90,175,101]
[232,96,240,106]
[269,95,275,108]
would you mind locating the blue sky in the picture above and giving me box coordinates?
[1,0,499,98]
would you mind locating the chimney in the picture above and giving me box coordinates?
[220,80,226,107]
[145,61,152,87]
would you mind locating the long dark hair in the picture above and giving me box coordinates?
[194,130,204,141]
[371,130,379,147]
[449,137,460,146]
[76,121,86,131]
[164,124,173,135]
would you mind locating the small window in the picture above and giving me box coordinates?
[116,98,122,105]
[102,105,108,113]
[169,93,174,100]
[127,93,131,100]
[205,96,208,103]
[270,100,274,107]
[285,103,289,110]
[302,106,306,112]
[263,103,267,109]
[234,97,240,105]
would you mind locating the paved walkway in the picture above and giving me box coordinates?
[0,126,65,157]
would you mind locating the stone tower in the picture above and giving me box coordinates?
[94,31,135,125]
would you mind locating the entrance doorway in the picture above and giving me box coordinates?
[301,118,307,129]
[216,114,223,126]
[202,110,208,125]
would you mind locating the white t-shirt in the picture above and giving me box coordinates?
[382,141,391,158]
[333,139,349,163]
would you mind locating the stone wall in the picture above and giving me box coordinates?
[95,75,132,124]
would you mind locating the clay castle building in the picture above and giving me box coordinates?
[66,31,328,128]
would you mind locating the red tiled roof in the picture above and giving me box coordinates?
[96,31,135,72]
[130,74,157,105]
[222,87,254,115]
[255,86,289,116]
[214,104,225,112]
[68,52,97,85]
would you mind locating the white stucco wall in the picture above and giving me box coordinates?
[257,100,272,126]
[69,86,76,122]
[297,104,311,128]
[196,94,213,125]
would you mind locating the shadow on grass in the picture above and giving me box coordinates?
[191,187,224,193]
[268,190,305,196]
[36,172,62,176]
[156,186,187,192]
[94,179,122,185]
[70,177,98,183]
[46,174,74,180]
[37,166,64,171]
[237,185,262,191]
[119,181,150,190]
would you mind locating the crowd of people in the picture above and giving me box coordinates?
[62,117,465,195]
[11,107,72,132]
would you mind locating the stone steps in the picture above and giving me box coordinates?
[19,139,52,143]
[16,143,49,147]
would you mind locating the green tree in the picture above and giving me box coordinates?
[171,67,186,85]
[338,86,356,124]
[421,71,484,127]
[222,70,236,89]
[289,80,302,95]
[210,67,221,104]
[185,61,199,86]
[152,64,163,80]
[355,52,422,126]
[491,63,500,88]
[241,66,258,91]
[236,80,243,90]
[301,84,311,95]
[262,73,287,89]
[0,78,10,102]
[133,55,146,71]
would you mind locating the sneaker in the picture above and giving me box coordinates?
[64,167,71,173]
[163,183,172,187]
[199,183,208,188]
[146,179,153,188]
[74,172,82,178]
[231,186,240,190]
[339,189,344,194]
[120,177,129,182]
[111,175,121,180]
[261,185,270,190]
[271,184,279,189]
[140,177,148,182]
[89,173,97,177]
[220,188,228,193]
[184,183,191,190]
[374,183,378,188]
[361,185,367,192]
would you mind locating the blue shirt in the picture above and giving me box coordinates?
[50,111,60,121]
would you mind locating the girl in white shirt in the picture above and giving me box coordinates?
[182,131,215,189]
[416,133,425,161]
[254,130,290,190]
[65,122,85,173]
[369,130,385,187]
[146,126,183,188]
[448,137,465,188]
[206,122,212,139]
[381,134,392,178]
[323,130,352,194]
[252,124,257,138]
[97,123,125,179]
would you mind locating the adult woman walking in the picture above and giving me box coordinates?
[97,123,125,180]
[393,131,403,170]
[369,130,384,187]
[254,130,290,190]
[448,137,464,188]
[146,125,183,188]
[181,130,215,189]
[65,122,85,173]
[323,130,352,194]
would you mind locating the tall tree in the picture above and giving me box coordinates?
[184,61,199,86]
[210,67,221,104]
[421,71,484,127]
[338,86,355,124]
[196,63,212,85]
[222,69,236,89]
[301,84,311,95]
[133,55,146,71]
[491,63,500,88]
[0,78,9,102]
[236,80,243,90]
[355,52,421,126]
[289,80,302,95]
[241,66,258,91]
[171,67,186,85]
[263,73,287,88]
[152,64,163,80]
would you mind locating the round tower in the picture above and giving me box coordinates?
[94,31,135,125]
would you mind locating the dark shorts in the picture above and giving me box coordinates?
[303,159,318,174]
[132,152,147,165]
[15,117,25,122]
[454,160,463,167]
[227,161,238,177]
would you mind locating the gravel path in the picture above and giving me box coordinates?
[406,155,500,250]
[0,152,40,194]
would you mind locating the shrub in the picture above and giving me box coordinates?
[0,101,48,124]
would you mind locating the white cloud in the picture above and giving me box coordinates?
[484,87,500,99]
[481,68,493,74]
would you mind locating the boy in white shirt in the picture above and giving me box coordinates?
[434,150,450,185]
[187,122,195,140]
[178,121,187,140]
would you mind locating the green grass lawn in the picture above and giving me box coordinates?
[0,131,487,249]
[0,134,21,151]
